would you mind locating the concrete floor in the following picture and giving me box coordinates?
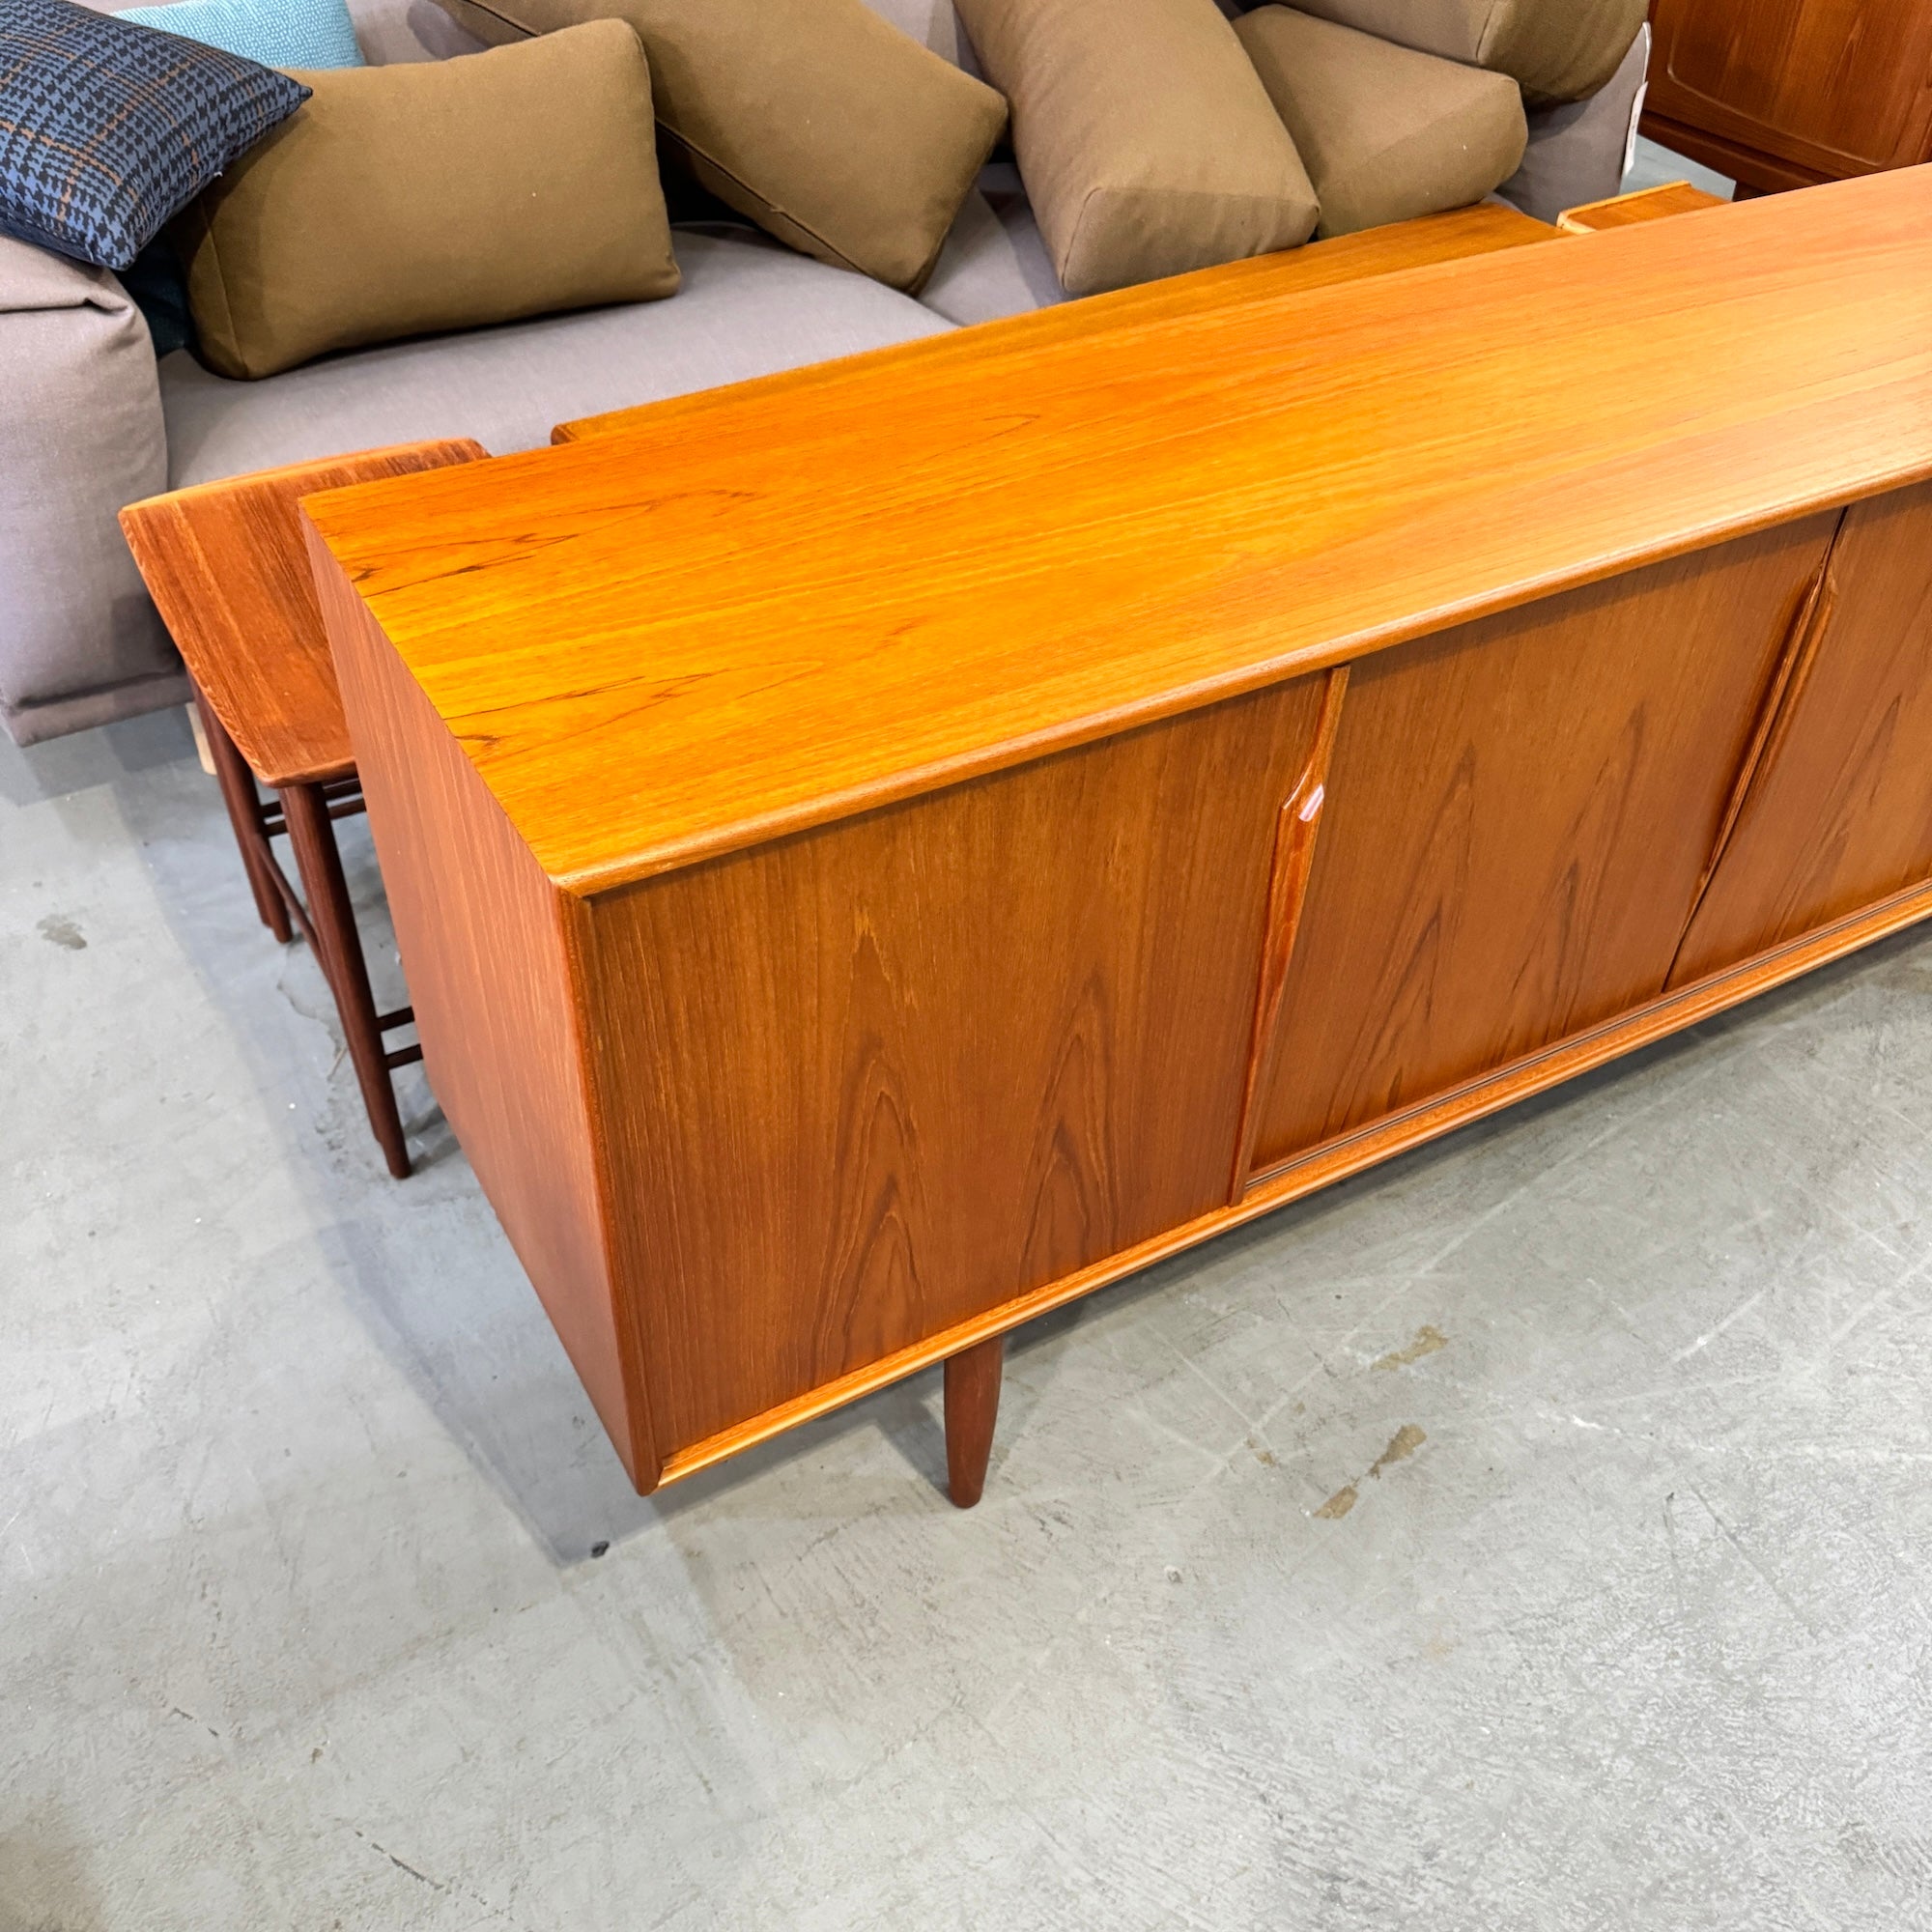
[1626,133,1737,203]
[8,696,1932,1932]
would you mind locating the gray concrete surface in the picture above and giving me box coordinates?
[4,708,1931,1932]
[1627,134,1737,202]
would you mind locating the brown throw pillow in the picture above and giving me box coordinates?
[952,0,1319,298]
[174,22,678,381]
[428,0,1009,293]
[1236,8,1528,239]
[1284,0,1647,103]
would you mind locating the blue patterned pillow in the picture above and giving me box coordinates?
[0,0,310,270]
[119,0,366,72]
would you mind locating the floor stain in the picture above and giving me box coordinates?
[1314,1425,1429,1521]
[37,914,86,951]
[1369,1424,1428,1479]
[1373,1325,1447,1372]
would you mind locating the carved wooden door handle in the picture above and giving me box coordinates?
[1675,544,1841,960]
[1229,667,1350,1202]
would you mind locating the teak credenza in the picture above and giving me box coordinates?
[305,174,1932,1506]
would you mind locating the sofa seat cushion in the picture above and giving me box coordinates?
[919,186,1065,324]
[1236,7,1527,240]
[158,228,952,485]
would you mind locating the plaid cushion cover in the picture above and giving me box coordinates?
[0,0,309,270]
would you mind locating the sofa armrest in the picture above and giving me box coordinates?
[1280,0,1645,103]
[0,236,184,746]
[1497,24,1651,224]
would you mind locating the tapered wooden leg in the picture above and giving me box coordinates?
[281,781,412,1179]
[944,1334,1005,1508]
[194,685,291,942]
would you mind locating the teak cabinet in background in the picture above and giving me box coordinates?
[1644,0,1932,193]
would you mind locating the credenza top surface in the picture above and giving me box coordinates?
[303,168,1932,895]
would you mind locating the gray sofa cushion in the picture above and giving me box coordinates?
[0,235,185,745]
[920,186,1065,325]
[160,227,952,484]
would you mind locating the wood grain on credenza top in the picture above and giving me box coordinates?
[554,204,1558,444]
[302,168,1932,895]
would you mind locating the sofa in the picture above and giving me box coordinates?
[0,0,1650,746]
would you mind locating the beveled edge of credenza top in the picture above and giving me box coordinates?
[303,167,1932,898]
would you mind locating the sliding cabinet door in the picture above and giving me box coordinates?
[582,678,1330,1456]
[1247,516,1836,1178]
[1672,481,1932,984]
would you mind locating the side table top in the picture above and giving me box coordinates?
[123,440,484,788]
[303,169,1932,895]
[1557,181,1729,233]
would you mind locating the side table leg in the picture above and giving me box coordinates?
[194,686,291,943]
[281,781,412,1179]
[944,1334,1006,1509]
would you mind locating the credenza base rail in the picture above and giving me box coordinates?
[654,876,1932,1492]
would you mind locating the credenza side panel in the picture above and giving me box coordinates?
[1672,480,1932,985]
[1251,517,1836,1171]
[580,680,1328,1458]
[310,531,649,1485]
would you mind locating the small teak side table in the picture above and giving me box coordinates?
[120,440,486,1178]
[1556,181,1728,233]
